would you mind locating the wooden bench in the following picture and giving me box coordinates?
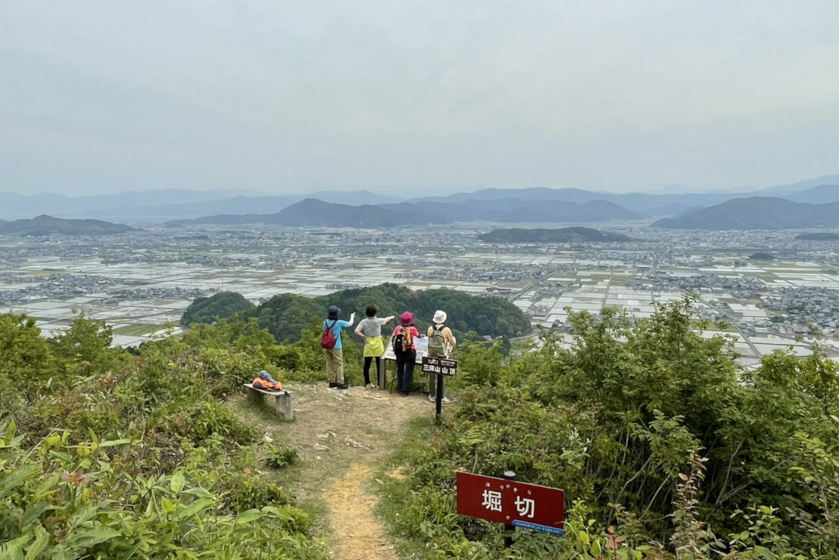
[243,383,294,421]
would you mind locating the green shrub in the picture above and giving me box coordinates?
[378,298,839,559]
[265,444,297,469]
[0,423,324,560]
[168,399,256,445]
[226,475,293,512]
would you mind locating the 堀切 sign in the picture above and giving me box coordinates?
[421,356,458,376]
[456,472,565,533]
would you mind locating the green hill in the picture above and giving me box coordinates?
[181,283,531,343]
[0,214,136,235]
[478,226,632,243]
[180,291,256,326]
[652,198,838,230]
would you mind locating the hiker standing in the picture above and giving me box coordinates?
[427,309,456,402]
[322,305,355,390]
[391,311,420,397]
[354,304,395,388]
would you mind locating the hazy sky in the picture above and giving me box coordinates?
[1,1,837,196]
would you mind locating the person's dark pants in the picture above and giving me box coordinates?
[363,356,381,385]
[395,350,416,395]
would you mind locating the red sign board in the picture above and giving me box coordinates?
[456,472,565,532]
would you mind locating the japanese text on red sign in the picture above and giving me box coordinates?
[456,472,565,530]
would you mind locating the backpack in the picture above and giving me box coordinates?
[252,377,283,391]
[320,320,337,349]
[392,326,413,354]
[428,325,446,357]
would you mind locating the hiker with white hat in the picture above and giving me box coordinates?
[426,309,456,403]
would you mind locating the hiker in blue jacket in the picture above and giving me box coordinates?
[322,305,355,389]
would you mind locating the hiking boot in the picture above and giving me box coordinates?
[328,382,337,388]
[335,383,349,390]
[441,397,453,403]
[428,395,435,402]
[365,383,376,389]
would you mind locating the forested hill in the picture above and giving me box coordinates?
[0,214,136,235]
[651,197,839,229]
[180,283,531,343]
[478,227,632,243]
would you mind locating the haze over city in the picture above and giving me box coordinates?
[2,1,837,197]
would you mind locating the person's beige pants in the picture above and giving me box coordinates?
[324,348,344,383]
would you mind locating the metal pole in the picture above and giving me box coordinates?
[435,373,444,420]
[503,470,516,550]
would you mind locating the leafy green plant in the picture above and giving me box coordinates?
[0,309,328,559]
[168,398,257,445]
[0,422,323,559]
[265,444,297,469]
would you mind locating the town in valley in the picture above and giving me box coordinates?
[0,222,836,368]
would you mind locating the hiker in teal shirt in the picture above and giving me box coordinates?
[322,305,355,389]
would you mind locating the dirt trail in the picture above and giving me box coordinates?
[322,463,394,559]
[234,382,433,560]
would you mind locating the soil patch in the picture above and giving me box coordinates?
[323,463,394,560]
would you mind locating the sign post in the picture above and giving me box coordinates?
[456,471,565,540]
[502,471,516,549]
[421,356,457,420]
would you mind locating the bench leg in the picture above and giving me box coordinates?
[247,390,262,405]
[273,393,294,421]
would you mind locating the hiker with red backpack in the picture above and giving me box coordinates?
[321,305,356,389]
[390,311,420,397]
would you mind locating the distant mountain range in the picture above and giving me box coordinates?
[180,199,442,228]
[651,198,839,230]
[167,197,643,228]
[174,192,837,230]
[0,215,136,236]
[0,175,836,229]
[0,189,403,221]
[413,175,839,216]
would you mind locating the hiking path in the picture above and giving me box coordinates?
[232,382,434,560]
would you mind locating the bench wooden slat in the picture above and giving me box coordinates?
[244,383,291,396]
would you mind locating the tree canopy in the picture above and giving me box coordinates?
[181,283,532,344]
[180,291,256,327]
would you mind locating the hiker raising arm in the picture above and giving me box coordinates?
[321,306,356,390]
